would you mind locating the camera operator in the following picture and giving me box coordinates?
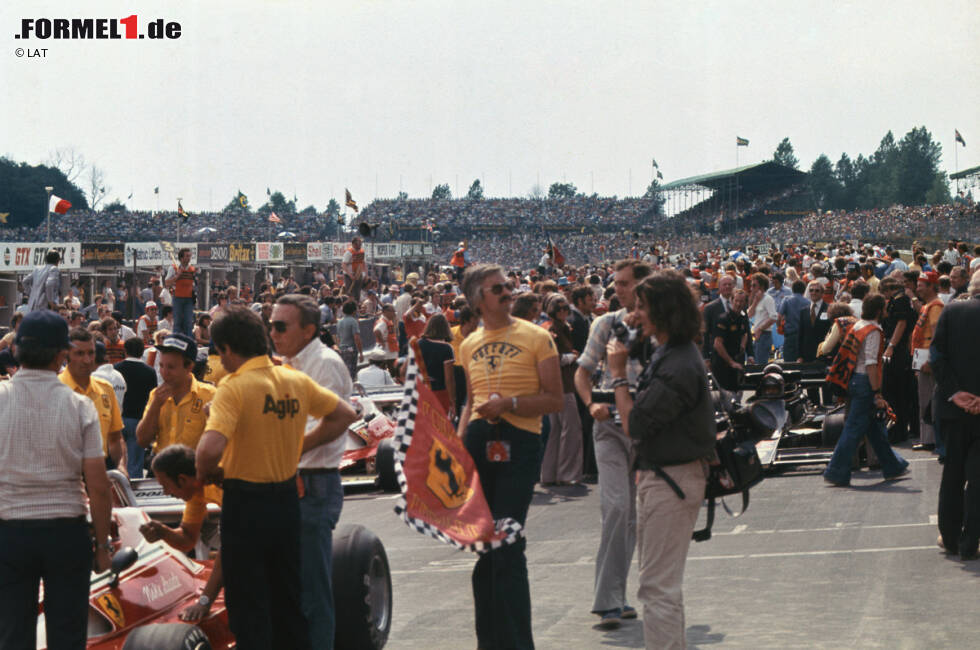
[606,271,715,649]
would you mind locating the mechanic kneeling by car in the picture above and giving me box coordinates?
[140,443,224,622]
[195,306,358,650]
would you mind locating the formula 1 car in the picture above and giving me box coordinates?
[342,383,404,492]
[734,361,848,470]
[41,472,393,649]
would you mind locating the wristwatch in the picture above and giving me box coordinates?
[198,594,211,607]
[99,540,114,554]
[511,396,518,412]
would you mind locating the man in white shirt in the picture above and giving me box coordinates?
[269,294,354,650]
[92,341,127,408]
[394,284,414,322]
[747,272,778,364]
[356,349,396,387]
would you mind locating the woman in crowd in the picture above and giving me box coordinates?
[194,314,212,347]
[540,293,583,486]
[415,313,455,415]
[608,271,715,649]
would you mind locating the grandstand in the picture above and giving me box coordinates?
[657,162,809,234]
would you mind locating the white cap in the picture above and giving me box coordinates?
[145,301,157,309]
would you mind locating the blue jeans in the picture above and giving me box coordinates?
[754,330,773,364]
[123,416,145,478]
[300,471,343,650]
[0,519,92,650]
[824,373,909,485]
[173,297,195,338]
[465,419,541,650]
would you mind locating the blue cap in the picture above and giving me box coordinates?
[15,310,71,350]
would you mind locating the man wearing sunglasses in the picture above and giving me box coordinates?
[270,294,354,650]
[457,264,563,650]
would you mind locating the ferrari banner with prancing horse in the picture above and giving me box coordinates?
[392,351,523,553]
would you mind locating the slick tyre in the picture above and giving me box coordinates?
[333,524,392,650]
[122,623,212,650]
[822,411,846,448]
[375,438,399,492]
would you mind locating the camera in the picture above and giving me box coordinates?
[612,320,635,346]
[874,407,889,422]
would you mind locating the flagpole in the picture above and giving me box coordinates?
[954,132,959,196]
[176,197,181,243]
[44,186,53,242]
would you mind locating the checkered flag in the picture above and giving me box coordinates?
[392,348,523,554]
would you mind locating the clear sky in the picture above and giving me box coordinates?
[2,0,977,212]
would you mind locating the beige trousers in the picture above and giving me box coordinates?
[636,459,706,650]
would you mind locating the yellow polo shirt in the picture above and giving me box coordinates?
[182,484,223,526]
[204,356,340,483]
[459,317,558,434]
[451,325,466,367]
[59,370,123,454]
[202,353,228,386]
[142,376,218,454]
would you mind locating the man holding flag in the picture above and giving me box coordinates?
[165,248,197,337]
[456,264,562,650]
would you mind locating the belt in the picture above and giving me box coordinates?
[0,516,87,528]
[223,476,297,493]
[299,467,339,476]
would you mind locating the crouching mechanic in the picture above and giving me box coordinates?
[139,444,223,622]
[195,306,358,650]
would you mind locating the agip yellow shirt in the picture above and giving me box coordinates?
[142,376,217,454]
[204,356,340,483]
[459,317,558,434]
[59,370,123,454]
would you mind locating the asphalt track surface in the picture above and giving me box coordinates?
[343,444,972,649]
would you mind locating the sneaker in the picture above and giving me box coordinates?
[595,609,622,630]
[621,606,637,619]
[938,535,958,555]
[823,476,849,487]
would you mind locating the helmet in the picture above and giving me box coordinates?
[757,372,785,400]
[763,363,784,376]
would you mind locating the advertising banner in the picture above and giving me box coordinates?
[228,242,255,264]
[255,241,284,263]
[283,242,307,262]
[197,243,230,264]
[81,243,125,267]
[0,242,81,271]
[306,242,323,261]
[124,242,198,268]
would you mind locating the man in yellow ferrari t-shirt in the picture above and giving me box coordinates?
[195,306,357,650]
[457,264,562,650]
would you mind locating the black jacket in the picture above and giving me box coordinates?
[629,341,716,468]
[701,298,727,358]
[798,301,831,362]
[931,295,980,421]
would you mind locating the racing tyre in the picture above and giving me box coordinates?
[122,623,212,650]
[375,438,399,492]
[822,411,847,448]
[333,524,392,650]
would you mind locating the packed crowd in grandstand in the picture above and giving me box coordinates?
[2,194,977,271]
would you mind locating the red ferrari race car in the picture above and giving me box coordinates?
[341,383,403,492]
[36,474,392,649]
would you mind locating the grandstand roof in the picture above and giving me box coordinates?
[659,161,807,192]
[950,164,980,180]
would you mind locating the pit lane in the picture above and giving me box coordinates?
[342,445,973,649]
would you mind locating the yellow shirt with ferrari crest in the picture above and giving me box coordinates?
[204,355,340,483]
[459,317,558,434]
[59,370,123,455]
[142,376,217,453]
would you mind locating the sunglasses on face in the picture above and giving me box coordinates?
[269,321,289,333]
[489,281,515,295]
